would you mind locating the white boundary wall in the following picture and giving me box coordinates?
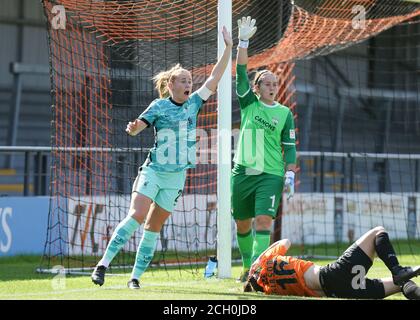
[282,193,420,244]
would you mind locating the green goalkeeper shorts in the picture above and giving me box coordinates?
[231,164,284,220]
[132,165,186,212]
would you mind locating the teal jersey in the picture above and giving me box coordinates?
[139,92,204,172]
[234,64,296,177]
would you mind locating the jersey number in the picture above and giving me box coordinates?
[273,260,297,289]
[270,195,275,208]
[174,190,183,205]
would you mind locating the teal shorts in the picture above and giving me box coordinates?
[132,166,186,212]
[231,166,284,220]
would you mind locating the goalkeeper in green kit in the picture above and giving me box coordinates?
[232,16,297,282]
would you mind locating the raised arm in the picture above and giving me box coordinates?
[237,16,257,66]
[237,47,248,66]
[237,43,248,66]
[236,17,258,107]
[202,26,233,93]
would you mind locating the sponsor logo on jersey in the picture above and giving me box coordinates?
[254,116,276,131]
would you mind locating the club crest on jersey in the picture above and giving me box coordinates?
[271,117,279,126]
[289,129,295,139]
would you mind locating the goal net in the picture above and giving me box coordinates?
[39,0,420,274]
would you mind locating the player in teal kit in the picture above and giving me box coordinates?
[91,27,233,289]
[232,17,297,282]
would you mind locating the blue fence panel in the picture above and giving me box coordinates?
[0,197,49,256]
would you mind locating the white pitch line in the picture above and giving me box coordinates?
[0,285,127,298]
[0,280,216,299]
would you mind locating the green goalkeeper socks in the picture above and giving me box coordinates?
[237,230,253,271]
[131,230,159,280]
[98,215,140,268]
[251,230,271,264]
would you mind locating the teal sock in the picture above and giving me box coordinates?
[237,230,253,271]
[98,216,140,267]
[251,230,271,264]
[131,230,159,280]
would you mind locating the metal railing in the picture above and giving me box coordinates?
[0,146,419,196]
[0,146,50,196]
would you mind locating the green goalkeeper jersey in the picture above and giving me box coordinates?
[233,64,296,177]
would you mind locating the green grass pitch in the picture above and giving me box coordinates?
[0,254,418,300]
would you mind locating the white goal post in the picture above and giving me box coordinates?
[217,0,232,279]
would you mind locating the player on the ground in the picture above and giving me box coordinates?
[244,226,420,299]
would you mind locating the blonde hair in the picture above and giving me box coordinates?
[153,64,189,98]
[253,69,271,86]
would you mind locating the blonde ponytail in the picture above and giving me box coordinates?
[153,63,185,98]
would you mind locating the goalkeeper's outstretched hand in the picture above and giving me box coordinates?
[237,16,257,41]
[284,170,295,200]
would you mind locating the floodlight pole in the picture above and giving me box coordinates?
[217,0,232,279]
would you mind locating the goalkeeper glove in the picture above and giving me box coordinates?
[237,16,257,48]
[284,170,295,200]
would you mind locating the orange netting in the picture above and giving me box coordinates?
[248,3,420,69]
[40,0,420,269]
[52,0,252,41]
[49,0,420,69]
[45,1,112,199]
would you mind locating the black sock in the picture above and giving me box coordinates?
[375,232,400,273]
